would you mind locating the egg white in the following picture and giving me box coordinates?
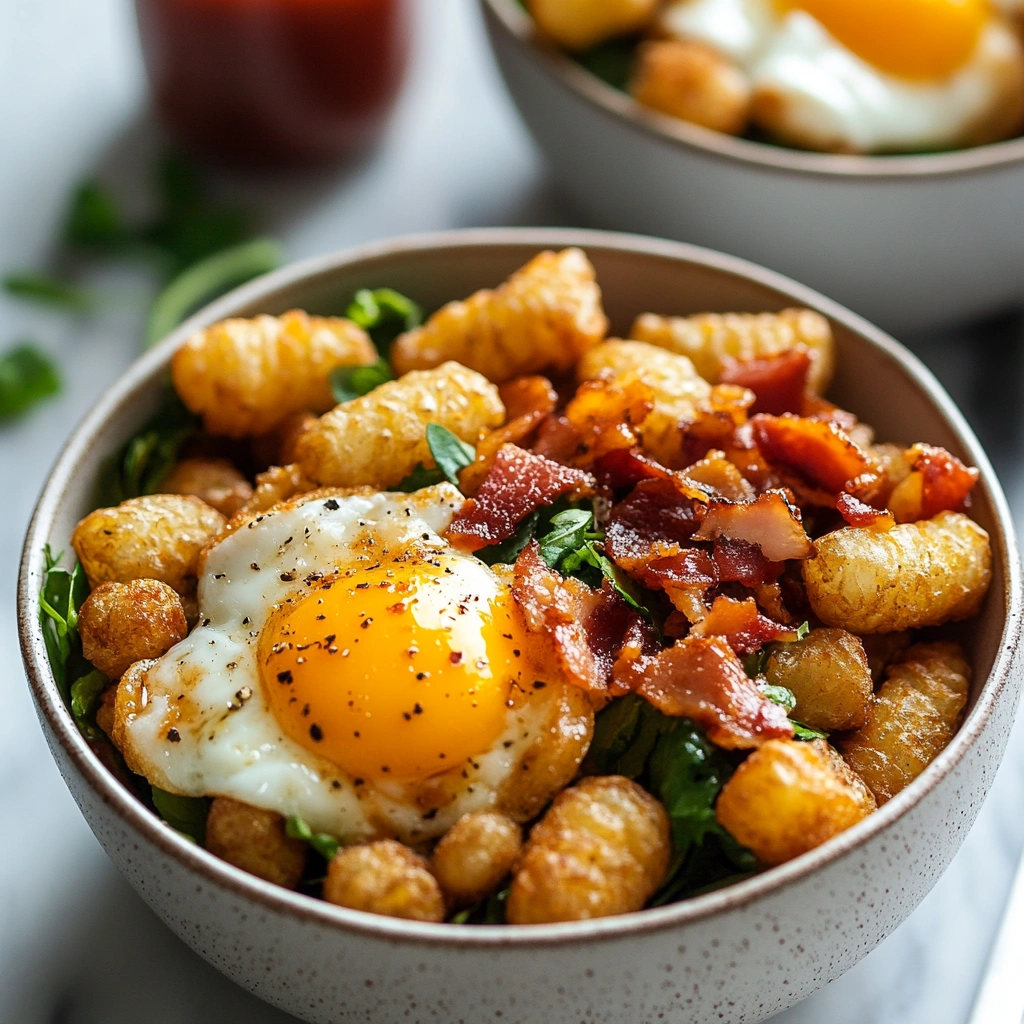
[119,484,560,846]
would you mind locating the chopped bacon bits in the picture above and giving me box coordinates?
[604,478,701,565]
[693,490,813,562]
[720,349,812,416]
[448,445,593,552]
[888,443,980,523]
[836,492,895,530]
[689,596,797,655]
[751,413,881,500]
[594,447,672,491]
[510,542,628,696]
[618,635,794,749]
[713,538,784,585]
[498,375,558,422]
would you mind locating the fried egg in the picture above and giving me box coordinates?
[116,485,571,846]
[658,0,1024,151]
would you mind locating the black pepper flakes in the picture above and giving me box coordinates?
[309,723,323,742]
[280,572,296,582]
[250,562,261,571]
[532,680,547,689]
[360,618,373,629]
[277,670,293,684]
[323,499,340,511]
[166,728,181,743]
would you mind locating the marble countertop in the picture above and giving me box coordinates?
[2,2,1023,1021]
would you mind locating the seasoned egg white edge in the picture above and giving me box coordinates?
[751,13,1024,153]
[658,0,776,66]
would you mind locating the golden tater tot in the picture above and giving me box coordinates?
[171,310,376,438]
[631,308,835,395]
[802,511,992,634]
[506,776,670,924]
[162,457,253,518]
[238,463,317,518]
[631,40,751,135]
[496,681,595,823]
[432,812,523,909]
[840,642,970,804]
[577,339,716,465]
[766,628,872,732]
[205,796,307,889]
[78,579,187,679]
[324,840,445,922]
[390,249,607,383]
[72,494,226,595]
[860,631,913,685]
[715,740,875,867]
[296,362,504,489]
[527,0,659,52]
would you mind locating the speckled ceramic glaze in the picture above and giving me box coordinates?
[480,0,1024,335]
[18,230,1023,1024]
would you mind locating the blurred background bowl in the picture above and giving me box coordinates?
[19,228,1023,1024]
[481,0,1024,336]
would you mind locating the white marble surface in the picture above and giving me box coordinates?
[2,1,1023,1021]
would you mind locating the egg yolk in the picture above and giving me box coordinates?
[778,0,989,80]
[260,553,526,782]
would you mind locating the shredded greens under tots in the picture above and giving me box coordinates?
[151,788,210,845]
[588,695,757,904]
[747,627,830,742]
[330,287,423,403]
[286,815,341,862]
[397,423,476,493]
[38,545,107,738]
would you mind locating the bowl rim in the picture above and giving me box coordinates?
[18,226,1023,950]
[480,0,1024,180]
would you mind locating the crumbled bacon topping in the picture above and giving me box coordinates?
[910,443,979,519]
[720,349,812,416]
[448,445,593,552]
[693,490,812,562]
[689,596,797,654]
[837,492,895,530]
[712,538,784,585]
[751,413,881,501]
[615,635,794,748]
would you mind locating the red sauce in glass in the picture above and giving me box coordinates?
[135,0,411,168]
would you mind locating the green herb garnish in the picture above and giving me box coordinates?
[476,510,542,567]
[3,272,94,312]
[286,815,341,862]
[560,539,652,616]
[791,721,829,741]
[538,507,595,568]
[151,787,210,844]
[397,423,476,492]
[330,357,393,404]
[0,344,61,420]
[345,287,422,356]
[759,679,829,741]
[38,545,90,701]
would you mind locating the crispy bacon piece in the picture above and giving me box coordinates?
[533,379,653,468]
[751,413,881,501]
[511,542,632,696]
[681,449,756,502]
[713,538,784,585]
[610,613,662,697]
[461,379,559,495]
[837,492,895,530]
[693,490,813,562]
[720,349,812,416]
[618,635,794,749]
[605,478,702,563]
[689,596,797,655]
[448,445,593,552]
[888,443,980,523]
[594,448,672,491]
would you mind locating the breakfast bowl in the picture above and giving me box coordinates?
[481,0,1024,335]
[18,228,1023,1024]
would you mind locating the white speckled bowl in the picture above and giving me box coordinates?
[18,229,1023,1024]
[481,0,1024,335]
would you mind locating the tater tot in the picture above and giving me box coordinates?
[238,463,316,517]
[205,796,308,889]
[631,308,835,395]
[296,362,505,489]
[72,494,226,595]
[715,740,876,867]
[171,310,376,438]
[527,0,659,52]
[860,631,913,685]
[802,511,992,634]
[496,681,595,823]
[162,457,253,517]
[631,40,751,135]
[432,812,523,908]
[577,339,716,465]
[506,776,670,924]
[840,642,970,804]
[78,579,188,679]
[766,628,872,732]
[324,840,445,922]
[390,250,607,383]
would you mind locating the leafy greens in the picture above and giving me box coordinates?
[397,423,476,492]
[0,344,61,421]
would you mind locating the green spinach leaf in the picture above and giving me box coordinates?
[285,815,341,862]
[0,344,61,420]
[345,287,422,356]
[476,510,541,566]
[538,508,594,568]
[397,424,475,491]
[330,357,394,404]
[151,787,210,844]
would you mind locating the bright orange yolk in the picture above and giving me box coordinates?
[260,553,526,782]
[777,0,989,80]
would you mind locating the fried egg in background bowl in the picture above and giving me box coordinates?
[656,0,1024,153]
[114,483,590,847]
